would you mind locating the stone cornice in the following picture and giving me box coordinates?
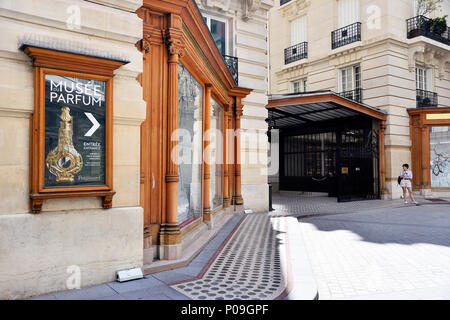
[280,0,311,21]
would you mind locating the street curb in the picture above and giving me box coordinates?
[282,216,319,300]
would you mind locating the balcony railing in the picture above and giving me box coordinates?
[284,42,308,64]
[338,88,362,103]
[407,15,450,46]
[280,0,292,5]
[223,55,239,86]
[331,22,361,50]
[416,89,438,108]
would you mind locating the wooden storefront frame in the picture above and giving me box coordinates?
[137,0,251,253]
[408,107,450,192]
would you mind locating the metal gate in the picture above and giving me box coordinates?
[337,129,380,202]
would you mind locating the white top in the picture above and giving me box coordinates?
[400,169,413,179]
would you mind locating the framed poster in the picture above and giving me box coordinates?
[37,68,113,194]
[44,73,107,188]
[23,45,127,213]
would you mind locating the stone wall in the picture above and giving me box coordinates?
[0,0,145,299]
[196,0,274,212]
[269,0,450,199]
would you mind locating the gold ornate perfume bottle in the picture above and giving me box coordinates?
[46,107,83,182]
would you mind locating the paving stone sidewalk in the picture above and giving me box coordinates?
[30,216,243,300]
[269,191,449,217]
[30,213,315,300]
[298,203,450,300]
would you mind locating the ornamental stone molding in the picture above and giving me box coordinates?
[199,0,232,12]
[408,44,426,72]
[243,0,262,21]
[408,43,450,79]
[281,0,311,21]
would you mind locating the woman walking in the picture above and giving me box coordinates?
[400,163,418,204]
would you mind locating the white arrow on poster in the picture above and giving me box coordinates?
[84,112,100,137]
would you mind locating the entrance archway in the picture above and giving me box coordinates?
[267,91,387,202]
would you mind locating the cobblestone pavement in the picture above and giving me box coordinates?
[298,203,450,300]
[269,192,396,217]
[171,214,288,300]
[269,191,449,217]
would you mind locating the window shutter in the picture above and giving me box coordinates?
[338,0,360,28]
[426,68,433,91]
[291,16,307,45]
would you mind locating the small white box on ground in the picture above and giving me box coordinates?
[116,268,143,282]
[244,209,253,214]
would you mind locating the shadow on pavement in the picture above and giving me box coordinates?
[297,204,450,246]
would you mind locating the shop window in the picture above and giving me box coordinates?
[430,126,450,188]
[210,98,223,211]
[178,63,203,224]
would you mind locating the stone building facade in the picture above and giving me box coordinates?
[196,0,274,212]
[0,0,273,299]
[0,0,145,299]
[269,0,450,199]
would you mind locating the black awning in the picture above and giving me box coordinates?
[266,91,387,129]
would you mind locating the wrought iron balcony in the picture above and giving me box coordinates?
[280,0,292,5]
[338,88,362,103]
[223,55,239,86]
[284,42,308,64]
[331,22,361,50]
[407,15,450,46]
[416,89,438,108]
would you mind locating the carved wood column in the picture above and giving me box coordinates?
[379,120,387,196]
[226,105,234,208]
[203,84,212,222]
[160,15,184,259]
[421,124,431,190]
[232,97,244,205]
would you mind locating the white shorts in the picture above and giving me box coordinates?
[400,179,412,188]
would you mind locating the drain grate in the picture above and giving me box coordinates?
[171,214,287,300]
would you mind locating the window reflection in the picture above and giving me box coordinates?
[430,126,450,188]
[210,98,223,210]
[178,64,203,225]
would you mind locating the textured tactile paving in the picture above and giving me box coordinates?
[171,214,287,300]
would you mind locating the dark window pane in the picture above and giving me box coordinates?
[210,19,226,56]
